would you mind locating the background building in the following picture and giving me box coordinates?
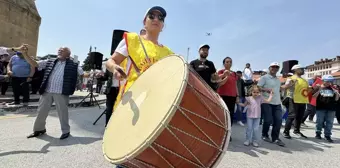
[0,0,41,57]
[305,56,340,79]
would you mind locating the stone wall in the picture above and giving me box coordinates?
[0,0,41,57]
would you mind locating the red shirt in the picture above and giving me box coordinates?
[309,77,322,106]
[217,69,238,97]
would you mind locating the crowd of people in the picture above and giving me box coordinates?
[189,43,340,147]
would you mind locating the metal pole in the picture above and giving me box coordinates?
[186,47,190,62]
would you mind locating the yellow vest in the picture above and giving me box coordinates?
[113,32,173,110]
[291,75,309,104]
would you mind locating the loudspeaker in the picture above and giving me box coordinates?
[281,60,298,74]
[89,52,103,70]
[111,29,128,55]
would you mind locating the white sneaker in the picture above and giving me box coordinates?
[238,121,244,126]
[244,140,250,146]
[252,142,259,147]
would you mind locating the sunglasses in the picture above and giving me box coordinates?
[147,13,165,22]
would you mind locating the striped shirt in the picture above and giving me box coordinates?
[38,60,84,94]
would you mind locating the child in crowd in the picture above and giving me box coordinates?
[238,85,273,147]
[312,75,339,142]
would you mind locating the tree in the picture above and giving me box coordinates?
[82,55,91,71]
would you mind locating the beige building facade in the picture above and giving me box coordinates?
[0,0,41,57]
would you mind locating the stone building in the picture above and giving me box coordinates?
[0,0,41,57]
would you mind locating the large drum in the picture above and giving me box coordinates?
[103,55,231,168]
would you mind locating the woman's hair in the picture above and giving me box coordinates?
[248,85,261,96]
[222,56,232,64]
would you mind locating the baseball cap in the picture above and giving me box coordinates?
[322,75,334,82]
[199,44,210,50]
[269,62,280,67]
[287,73,294,76]
[144,6,167,19]
[262,69,268,73]
[291,64,304,70]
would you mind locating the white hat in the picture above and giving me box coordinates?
[262,69,268,73]
[199,44,210,50]
[287,73,294,76]
[291,64,304,70]
[269,62,280,67]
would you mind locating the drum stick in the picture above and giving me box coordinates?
[116,68,127,78]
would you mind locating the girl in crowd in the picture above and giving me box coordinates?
[238,85,273,147]
[313,75,340,142]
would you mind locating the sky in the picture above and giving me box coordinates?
[35,0,340,71]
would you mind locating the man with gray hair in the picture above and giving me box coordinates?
[25,47,86,140]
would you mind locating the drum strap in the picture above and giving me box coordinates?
[138,35,151,64]
[127,35,152,76]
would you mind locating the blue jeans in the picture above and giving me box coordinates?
[236,97,245,122]
[262,104,282,141]
[246,118,261,142]
[316,110,335,137]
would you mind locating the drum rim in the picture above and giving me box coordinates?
[103,54,190,164]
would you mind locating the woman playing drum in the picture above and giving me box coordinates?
[106,6,173,111]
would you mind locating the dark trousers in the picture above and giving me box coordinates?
[284,102,306,133]
[12,77,30,103]
[221,96,236,126]
[302,104,316,122]
[105,87,119,125]
[336,108,340,124]
[1,82,9,95]
[262,103,282,141]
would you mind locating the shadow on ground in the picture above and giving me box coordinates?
[0,134,101,157]
[226,124,339,157]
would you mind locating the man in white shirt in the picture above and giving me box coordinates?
[243,63,253,83]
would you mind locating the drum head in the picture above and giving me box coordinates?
[103,55,188,164]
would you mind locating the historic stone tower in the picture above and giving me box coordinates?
[0,0,41,57]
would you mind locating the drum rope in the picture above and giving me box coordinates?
[152,142,204,168]
[168,124,223,151]
[179,107,226,129]
[176,106,220,149]
[186,83,225,126]
[126,158,142,168]
[149,145,175,168]
[133,158,156,168]
[165,127,207,167]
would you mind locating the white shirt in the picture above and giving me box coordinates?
[243,68,253,80]
[111,78,119,87]
[115,40,128,57]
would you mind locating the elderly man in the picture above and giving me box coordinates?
[258,62,285,147]
[25,47,86,140]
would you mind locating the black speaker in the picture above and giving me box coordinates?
[281,60,298,74]
[111,29,128,55]
[89,52,103,70]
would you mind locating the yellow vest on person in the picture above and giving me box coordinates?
[291,75,309,104]
[113,32,173,110]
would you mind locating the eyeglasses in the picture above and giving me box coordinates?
[148,13,165,22]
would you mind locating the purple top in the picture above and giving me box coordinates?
[245,96,265,118]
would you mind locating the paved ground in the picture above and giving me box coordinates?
[0,107,339,168]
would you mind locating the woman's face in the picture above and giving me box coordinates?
[224,58,232,69]
[144,10,164,33]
